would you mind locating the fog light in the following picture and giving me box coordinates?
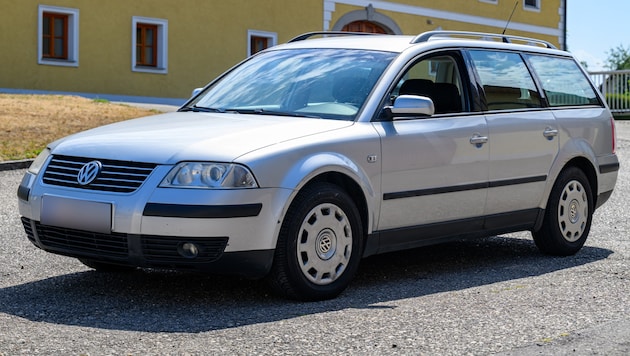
[178,242,199,259]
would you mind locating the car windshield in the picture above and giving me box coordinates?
[187,48,397,121]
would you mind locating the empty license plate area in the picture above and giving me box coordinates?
[41,195,112,234]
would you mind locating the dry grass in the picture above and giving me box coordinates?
[0,94,160,161]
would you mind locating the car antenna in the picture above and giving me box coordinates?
[502,1,519,35]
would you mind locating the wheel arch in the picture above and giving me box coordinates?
[542,155,598,213]
[300,171,370,243]
[564,156,598,205]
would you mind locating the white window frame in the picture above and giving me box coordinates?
[524,0,541,12]
[38,5,79,67]
[247,30,277,56]
[132,16,168,74]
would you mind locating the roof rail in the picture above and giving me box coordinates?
[411,30,557,49]
[288,31,379,43]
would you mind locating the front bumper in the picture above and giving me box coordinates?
[18,167,293,277]
[20,217,274,277]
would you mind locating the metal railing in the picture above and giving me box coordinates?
[589,70,630,114]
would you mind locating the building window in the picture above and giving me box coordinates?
[38,5,79,67]
[132,17,168,74]
[136,23,158,66]
[247,30,277,56]
[42,13,68,59]
[524,0,541,11]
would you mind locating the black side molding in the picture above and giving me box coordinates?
[600,162,620,174]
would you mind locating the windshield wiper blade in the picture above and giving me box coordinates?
[230,108,321,119]
[179,105,226,113]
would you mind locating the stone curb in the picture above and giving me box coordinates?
[0,159,33,172]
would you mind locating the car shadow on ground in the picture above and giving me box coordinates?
[0,235,613,333]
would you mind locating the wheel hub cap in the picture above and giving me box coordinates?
[296,203,353,286]
[557,180,589,242]
[316,228,336,260]
[568,199,580,224]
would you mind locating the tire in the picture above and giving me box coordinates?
[532,167,593,256]
[268,182,364,301]
[79,258,136,272]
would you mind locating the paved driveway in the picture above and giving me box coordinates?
[0,122,628,355]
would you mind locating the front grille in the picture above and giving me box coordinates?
[142,236,229,264]
[33,221,129,259]
[42,155,157,193]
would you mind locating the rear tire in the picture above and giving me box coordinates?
[268,182,363,301]
[532,167,593,256]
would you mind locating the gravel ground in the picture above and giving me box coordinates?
[0,122,628,355]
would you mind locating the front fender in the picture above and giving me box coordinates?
[277,152,380,234]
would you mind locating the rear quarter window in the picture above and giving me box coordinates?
[527,55,600,107]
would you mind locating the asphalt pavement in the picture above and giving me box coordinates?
[0,122,628,355]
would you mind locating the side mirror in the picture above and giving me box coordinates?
[191,88,204,98]
[386,95,435,119]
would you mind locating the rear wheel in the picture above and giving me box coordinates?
[268,182,363,301]
[532,167,593,256]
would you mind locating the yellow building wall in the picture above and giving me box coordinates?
[329,1,561,46]
[0,0,563,100]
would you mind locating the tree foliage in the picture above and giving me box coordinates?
[605,45,630,70]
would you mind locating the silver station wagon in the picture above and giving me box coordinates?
[18,31,619,300]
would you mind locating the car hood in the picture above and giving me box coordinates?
[49,112,354,164]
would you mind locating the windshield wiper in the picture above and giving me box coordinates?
[228,108,321,119]
[179,105,226,113]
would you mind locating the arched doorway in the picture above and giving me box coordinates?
[331,5,402,35]
[342,20,387,34]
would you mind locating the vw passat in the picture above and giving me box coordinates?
[18,31,619,300]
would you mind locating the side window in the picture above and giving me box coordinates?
[394,55,466,114]
[469,50,542,111]
[527,55,600,107]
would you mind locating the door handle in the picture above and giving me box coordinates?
[470,134,488,146]
[543,127,558,139]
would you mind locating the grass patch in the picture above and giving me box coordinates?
[0,94,160,161]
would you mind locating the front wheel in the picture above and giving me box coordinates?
[532,167,593,256]
[268,182,363,301]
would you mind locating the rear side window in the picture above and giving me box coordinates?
[469,50,542,111]
[527,55,600,107]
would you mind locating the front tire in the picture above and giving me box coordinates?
[268,182,363,301]
[532,167,593,256]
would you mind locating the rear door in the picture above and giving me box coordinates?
[467,49,559,228]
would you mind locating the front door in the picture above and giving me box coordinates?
[373,52,490,251]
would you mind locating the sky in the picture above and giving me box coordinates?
[566,0,630,71]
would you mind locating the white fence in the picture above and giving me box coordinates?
[589,70,630,114]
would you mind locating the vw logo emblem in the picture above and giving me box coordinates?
[77,161,102,186]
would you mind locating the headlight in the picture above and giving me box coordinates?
[160,162,258,189]
[27,148,51,175]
